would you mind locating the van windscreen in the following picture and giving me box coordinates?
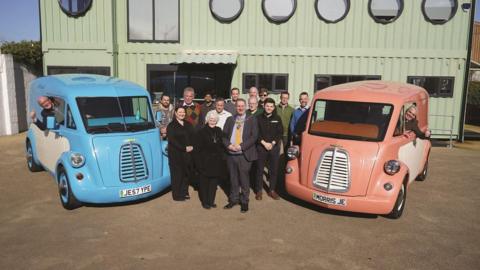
[309,100,393,142]
[76,96,155,134]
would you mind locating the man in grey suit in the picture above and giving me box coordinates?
[222,98,258,213]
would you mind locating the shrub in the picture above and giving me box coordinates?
[0,40,42,75]
[468,81,480,107]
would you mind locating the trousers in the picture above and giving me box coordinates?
[227,154,252,204]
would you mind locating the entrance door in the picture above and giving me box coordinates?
[147,64,234,102]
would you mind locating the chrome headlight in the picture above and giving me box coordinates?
[70,152,85,168]
[384,160,400,175]
[286,146,300,160]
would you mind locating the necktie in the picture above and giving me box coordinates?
[235,121,243,145]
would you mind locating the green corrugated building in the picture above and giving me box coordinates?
[40,0,475,140]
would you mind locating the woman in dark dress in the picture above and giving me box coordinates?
[194,110,227,209]
[167,107,195,201]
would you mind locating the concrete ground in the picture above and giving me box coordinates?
[0,133,479,270]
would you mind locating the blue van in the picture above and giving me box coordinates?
[26,74,170,209]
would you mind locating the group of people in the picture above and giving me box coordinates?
[157,86,311,213]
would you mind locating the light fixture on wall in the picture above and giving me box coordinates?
[461,3,471,12]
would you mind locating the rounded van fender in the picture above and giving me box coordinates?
[26,129,41,165]
[367,161,408,200]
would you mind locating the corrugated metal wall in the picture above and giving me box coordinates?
[41,0,473,138]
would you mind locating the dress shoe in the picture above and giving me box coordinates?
[202,204,211,209]
[255,192,263,201]
[210,203,217,208]
[240,203,249,213]
[268,191,280,200]
[184,194,191,200]
[223,202,237,209]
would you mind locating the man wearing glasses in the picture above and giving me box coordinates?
[258,88,269,108]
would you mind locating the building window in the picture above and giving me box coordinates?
[315,0,350,23]
[243,73,288,94]
[47,66,111,76]
[407,76,454,98]
[422,0,458,25]
[58,0,92,17]
[368,0,403,24]
[210,0,244,22]
[262,0,297,24]
[128,0,179,42]
[314,75,381,91]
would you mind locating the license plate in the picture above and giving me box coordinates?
[120,184,152,198]
[313,192,347,206]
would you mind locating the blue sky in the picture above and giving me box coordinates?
[1,0,480,42]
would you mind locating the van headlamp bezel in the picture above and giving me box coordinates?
[70,152,86,168]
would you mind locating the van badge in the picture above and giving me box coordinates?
[125,138,136,143]
[330,144,342,148]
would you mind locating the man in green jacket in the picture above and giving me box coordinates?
[276,91,294,148]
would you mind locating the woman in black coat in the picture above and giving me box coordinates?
[194,110,227,209]
[167,107,195,201]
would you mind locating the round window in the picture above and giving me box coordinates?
[210,0,244,22]
[315,0,350,23]
[262,0,297,24]
[422,0,458,25]
[368,0,403,24]
[58,0,92,17]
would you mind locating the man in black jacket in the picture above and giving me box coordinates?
[222,98,258,213]
[255,98,283,200]
[405,105,431,139]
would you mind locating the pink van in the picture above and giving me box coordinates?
[285,81,431,218]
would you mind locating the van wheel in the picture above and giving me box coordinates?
[26,141,43,172]
[58,167,81,210]
[416,159,428,181]
[386,180,407,219]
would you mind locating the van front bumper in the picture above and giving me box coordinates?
[70,175,171,204]
[285,160,396,215]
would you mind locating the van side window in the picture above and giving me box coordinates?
[66,105,76,129]
[393,107,404,136]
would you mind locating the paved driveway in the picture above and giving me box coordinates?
[0,133,479,270]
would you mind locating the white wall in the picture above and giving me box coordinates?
[0,54,36,136]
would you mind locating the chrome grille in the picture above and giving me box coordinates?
[313,148,350,193]
[119,143,148,182]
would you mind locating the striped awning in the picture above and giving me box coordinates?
[172,50,238,64]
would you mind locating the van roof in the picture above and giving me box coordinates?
[313,81,429,106]
[30,74,149,98]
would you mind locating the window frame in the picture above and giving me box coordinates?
[314,74,382,91]
[58,0,92,17]
[314,0,350,24]
[66,105,77,130]
[407,76,455,98]
[127,0,180,43]
[262,0,297,24]
[242,73,289,94]
[209,0,244,23]
[368,0,404,24]
[47,66,111,76]
[421,0,458,25]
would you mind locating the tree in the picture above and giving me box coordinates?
[0,41,42,75]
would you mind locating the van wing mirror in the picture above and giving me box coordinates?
[155,111,163,122]
[46,116,58,130]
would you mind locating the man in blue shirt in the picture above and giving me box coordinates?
[289,92,310,145]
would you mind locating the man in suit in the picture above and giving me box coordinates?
[222,98,258,213]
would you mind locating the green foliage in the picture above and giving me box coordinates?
[0,41,42,75]
[468,81,480,107]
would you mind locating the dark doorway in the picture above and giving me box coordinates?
[147,64,234,102]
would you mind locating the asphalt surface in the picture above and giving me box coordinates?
[0,133,479,270]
